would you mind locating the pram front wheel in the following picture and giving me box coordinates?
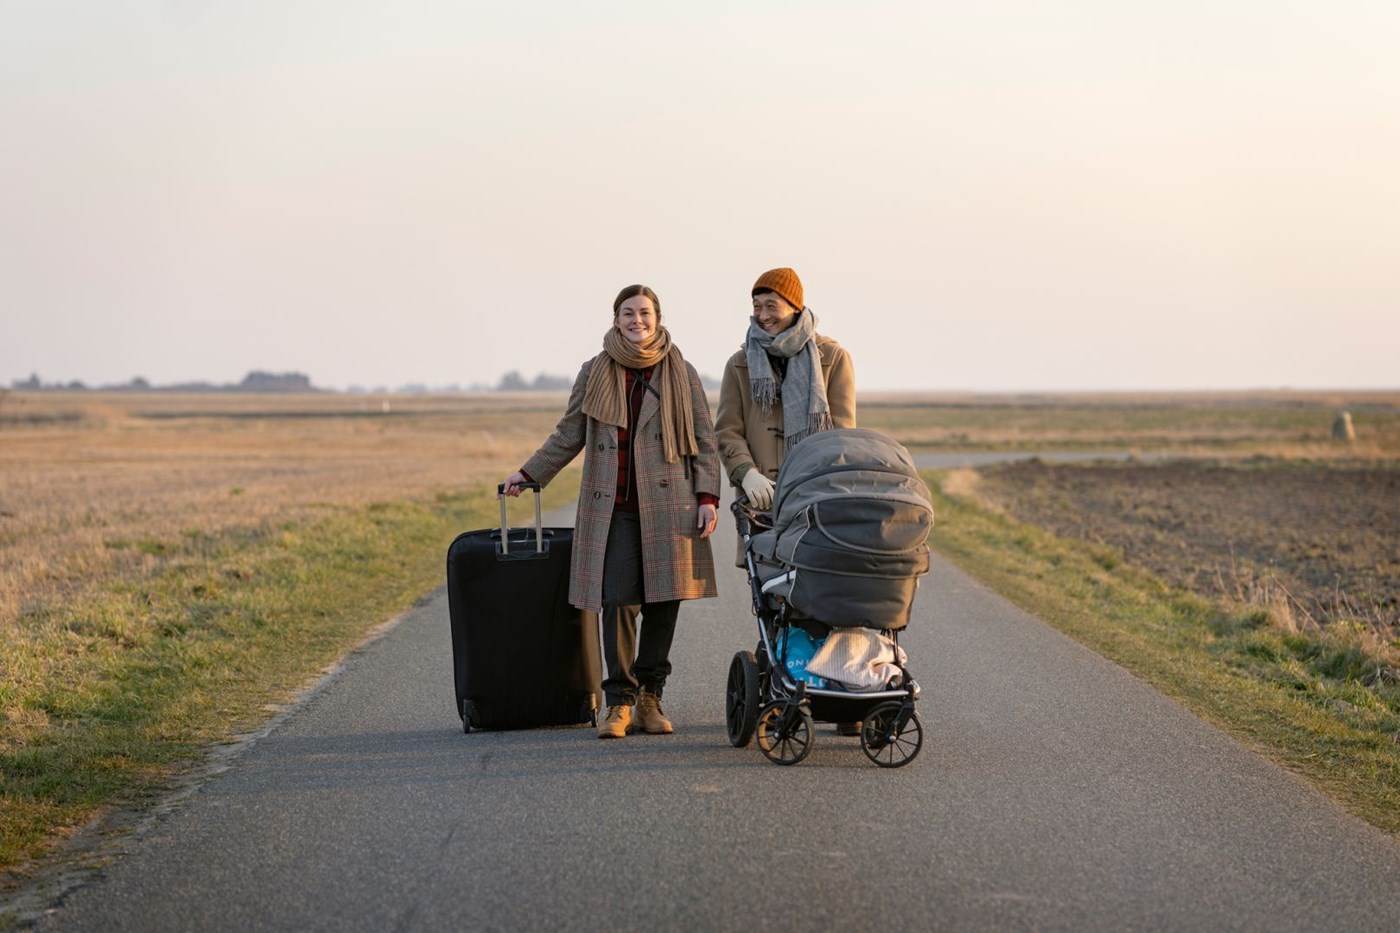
[756,701,814,766]
[860,701,923,768]
[726,651,760,748]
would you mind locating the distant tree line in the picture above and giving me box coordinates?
[495,370,576,392]
[10,371,317,393]
[12,369,719,394]
[495,370,719,392]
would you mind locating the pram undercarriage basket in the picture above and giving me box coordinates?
[724,429,934,767]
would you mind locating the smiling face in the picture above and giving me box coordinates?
[752,290,800,335]
[614,294,658,344]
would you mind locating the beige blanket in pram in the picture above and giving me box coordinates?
[804,629,908,691]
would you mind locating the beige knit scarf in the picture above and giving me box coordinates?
[581,325,697,464]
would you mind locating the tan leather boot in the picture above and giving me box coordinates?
[598,705,632,739]
[634,690,674,735]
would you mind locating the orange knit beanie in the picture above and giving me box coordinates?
[751,267,804,311]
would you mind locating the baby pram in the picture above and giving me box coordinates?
[726,428,934,767]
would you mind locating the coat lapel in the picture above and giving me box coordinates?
[636,375,660,432]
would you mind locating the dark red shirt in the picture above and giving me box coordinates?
[612,367,650,512]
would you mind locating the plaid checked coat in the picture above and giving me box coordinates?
[521,356,720,613]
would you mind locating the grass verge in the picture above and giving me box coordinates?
[0,474,580,880]
[923,469,1400,837]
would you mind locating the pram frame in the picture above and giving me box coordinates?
[728,498,923,767]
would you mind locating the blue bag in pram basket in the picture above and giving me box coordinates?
[775,626,829,688]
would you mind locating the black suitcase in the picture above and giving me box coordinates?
[446,483,600,732]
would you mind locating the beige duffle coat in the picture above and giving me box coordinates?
[714,333,857,487]
[521,356,720,613]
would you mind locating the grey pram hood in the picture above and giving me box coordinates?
[750,428,933,630]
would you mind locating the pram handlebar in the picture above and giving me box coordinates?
[730,497,772,537]
[731,498,768,621]
[729,497,752,538]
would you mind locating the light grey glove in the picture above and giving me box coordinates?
[741,470,775,510]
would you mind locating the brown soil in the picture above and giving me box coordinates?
[975,459,1400,632]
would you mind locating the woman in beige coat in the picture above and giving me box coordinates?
[503,285,720,739]
[715,267,858,734]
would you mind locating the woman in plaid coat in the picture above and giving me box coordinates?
[502,285,720,739]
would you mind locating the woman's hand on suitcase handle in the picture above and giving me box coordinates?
[697,502,718,538]
[500,471,528,498]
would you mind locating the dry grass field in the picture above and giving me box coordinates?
[0,391,569,633]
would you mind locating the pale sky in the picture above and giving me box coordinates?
[3,1,1397,391]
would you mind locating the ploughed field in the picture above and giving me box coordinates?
[974,459,1400,634]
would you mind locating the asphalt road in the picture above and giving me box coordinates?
[20,491,1400,932]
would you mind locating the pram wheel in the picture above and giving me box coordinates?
[726,651,761,748]
[756,701,814,766]
[860,702,923,768]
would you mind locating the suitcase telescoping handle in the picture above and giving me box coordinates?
[496,482,544,556]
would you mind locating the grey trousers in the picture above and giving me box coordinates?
[599,511,680,707]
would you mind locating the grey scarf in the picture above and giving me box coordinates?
[745,308,833,452]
